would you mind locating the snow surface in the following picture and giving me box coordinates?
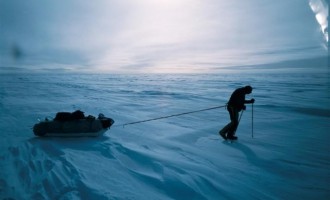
[0,59,329,199]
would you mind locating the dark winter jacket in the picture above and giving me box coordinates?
[227,87,249,111]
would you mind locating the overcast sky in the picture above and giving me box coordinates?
[0,0,328,73]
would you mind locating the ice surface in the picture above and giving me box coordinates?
[0,59,329,199]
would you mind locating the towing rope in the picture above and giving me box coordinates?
[115,104,227,127]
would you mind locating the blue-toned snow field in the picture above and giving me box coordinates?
[0,57,329,199]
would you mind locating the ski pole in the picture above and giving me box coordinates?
[238,110,244,124]
[233,110,244,135]
[252,103,254,138]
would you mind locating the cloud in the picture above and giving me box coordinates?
[0,0,328,73]
[308,0,328,48]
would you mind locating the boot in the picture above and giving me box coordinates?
[227,133,238,140]
[219,130,227,140]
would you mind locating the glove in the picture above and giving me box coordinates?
[251,98,255,103]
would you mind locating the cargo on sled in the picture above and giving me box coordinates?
[33,110,115,137]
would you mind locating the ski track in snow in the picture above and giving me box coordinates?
[0,69,329,199]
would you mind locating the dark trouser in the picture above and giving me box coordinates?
[220,106,239,137]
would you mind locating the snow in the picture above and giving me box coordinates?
[0,58,329,199]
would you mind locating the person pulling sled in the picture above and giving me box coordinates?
[220,85,255,140]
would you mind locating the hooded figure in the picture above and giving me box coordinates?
[220,86,255,140]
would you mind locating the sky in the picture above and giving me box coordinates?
[0,0,328,73]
